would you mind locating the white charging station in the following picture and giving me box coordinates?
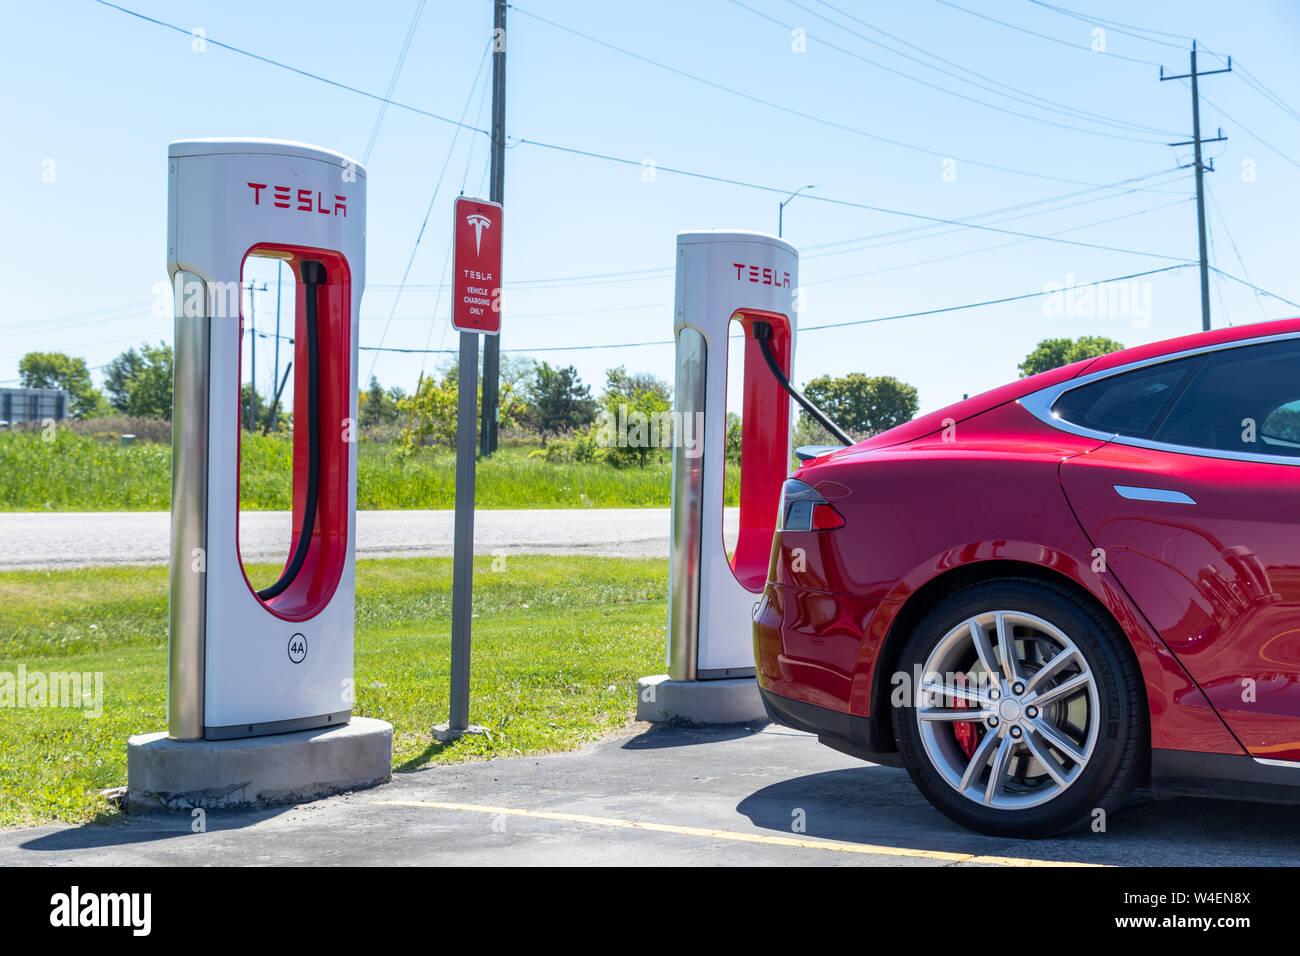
[127,139,390,810]
[638,231,798,723]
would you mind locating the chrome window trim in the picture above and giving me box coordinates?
[1018,329,1300,468]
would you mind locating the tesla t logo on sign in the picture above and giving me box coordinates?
[452,197,503,335]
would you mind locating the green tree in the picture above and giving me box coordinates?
[526,363,597,445]
[102,342,173,418]
[18,351,104,418]
[358,374,402,428]
[240,383,267,432]
[598,366,672,468]
[103,348,145,411]
[801,373,918,437]
[725,411,742,464]
[129,343,173,419]
[1018,336,1124,377]
[397,358,531,454]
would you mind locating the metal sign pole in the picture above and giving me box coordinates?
[440,329,482,739]
[437,194,501,742]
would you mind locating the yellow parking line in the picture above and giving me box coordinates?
[373,799,1102,866]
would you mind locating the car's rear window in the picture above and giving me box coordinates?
[1052,358,1200,438]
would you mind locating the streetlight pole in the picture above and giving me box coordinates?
[778,184,815,238]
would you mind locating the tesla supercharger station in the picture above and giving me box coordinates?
[637,231,796,723]
[127,139,390,811]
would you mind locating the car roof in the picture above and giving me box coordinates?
[1078,316,1300,375]
[831,316,1300,459]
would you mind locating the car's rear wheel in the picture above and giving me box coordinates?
[891,578,1145,837]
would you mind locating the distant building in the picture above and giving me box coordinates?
[0,387,71,427]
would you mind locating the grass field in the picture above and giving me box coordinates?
[0,429,738,511]
[0,555,669,828]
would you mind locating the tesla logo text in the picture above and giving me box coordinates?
[466,213,492,254]
[247,182,347,217]
[732,263,791,288]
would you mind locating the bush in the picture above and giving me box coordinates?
[67,416,172,444]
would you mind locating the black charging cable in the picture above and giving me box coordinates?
[257,261,325,600]
[751,320,853,446]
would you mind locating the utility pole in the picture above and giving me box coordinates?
[479,0,507,455]
[272,262,283,431]
[245,280,267,430]
[1161,40,1230,332]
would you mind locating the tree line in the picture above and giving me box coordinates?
[14,335,1127,458]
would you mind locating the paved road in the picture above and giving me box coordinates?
[0,508,740,570]
[2,722,1296,866]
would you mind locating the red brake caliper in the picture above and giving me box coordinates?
[953,675,978,759]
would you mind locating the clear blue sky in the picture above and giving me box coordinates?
[3,0,1298,418]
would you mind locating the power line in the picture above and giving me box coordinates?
[1206,185,1270,323]
[1229,59,1300,125]
[94,0,489,136]
[932,0,1163,68]
[517,138,1194,262]
[371,204,1186,323]
[801,170,1191,262]
[97,0,1194,239]
[1028,1,1193,50]
[801,265,1185,330]
[1194,88,1300,172]
[805,195,1192,287]
[366,41,492,381]
[357,265,1187,355]
[362,0,428,164]
[9,264,1292,379]
[364,167,1188,293]
[510,3,1126,185]
[728,0,1168,144]
[459,55,494,194]
[1208,268,1300,311]
[781,0,1180,139]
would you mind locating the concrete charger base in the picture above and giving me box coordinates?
[126,717,393,813]
[636,674,768,724]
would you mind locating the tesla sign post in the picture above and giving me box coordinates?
[452,197,503,335]
[439,196,503,741]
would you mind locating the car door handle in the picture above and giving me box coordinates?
[1113,484,1197,505]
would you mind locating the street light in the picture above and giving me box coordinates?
[778,184,816,238]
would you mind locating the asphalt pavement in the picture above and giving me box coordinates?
[2,721,1296,867]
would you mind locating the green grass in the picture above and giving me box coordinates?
[0,555,668,828]
[0,430,738,511]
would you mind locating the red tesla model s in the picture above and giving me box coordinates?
[755,316,1300,837]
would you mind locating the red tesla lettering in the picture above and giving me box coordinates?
[762,267,773,285]
[748,266,759,283]
[733,263,745,279]
[248,182,347,216]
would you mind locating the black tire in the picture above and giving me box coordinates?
[891,578,1146,838]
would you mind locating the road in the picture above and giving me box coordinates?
[0,508,740,570]
[1,721,1295,866]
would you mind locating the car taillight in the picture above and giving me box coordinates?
[778,478,845,532]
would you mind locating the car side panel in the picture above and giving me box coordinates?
[1060,442,1300,760]
[757,402,1246,756]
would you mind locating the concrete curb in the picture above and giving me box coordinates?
[126,717,393,812]
[635,674,769,724]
